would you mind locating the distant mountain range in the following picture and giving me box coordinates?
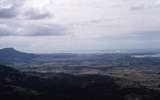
[1,48,160,72]
[0,48,78,65]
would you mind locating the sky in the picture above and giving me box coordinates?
[0,0,160,53]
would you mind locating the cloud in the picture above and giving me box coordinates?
[0,26,13,36]
[130,5,145,10]
[0,0,61,37]
[21,24,65,36]
[0,0,52,20]
[0,7,17,18]
[129,0,160,11]
[23,8,52,20]
[0,0,24,19]
[0,22,65,37]
[1,0,160,52]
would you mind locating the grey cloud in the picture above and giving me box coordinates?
[0,0,52,20]
[0,26,14,36]
[0,0,24,18]
[130,5,145,10]
[21,24,65,36]
[23,9,52,20]
[0,0,62,37]
[129,0,160,11]
[0,7,17,18]
[69,18,116,27]
[0,23,65,37]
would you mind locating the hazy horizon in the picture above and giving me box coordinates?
[1,47,160,54]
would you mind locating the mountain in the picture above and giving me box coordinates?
[0,48,36,64]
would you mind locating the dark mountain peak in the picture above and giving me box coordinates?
[2,47,16,50]
[2,48,15,50]
[0,48,23,55]
[0,48,18,52]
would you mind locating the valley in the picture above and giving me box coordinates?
[0,48,160,100]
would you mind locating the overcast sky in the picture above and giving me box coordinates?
[0,0,160,53]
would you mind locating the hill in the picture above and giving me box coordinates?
[0,48,36,64]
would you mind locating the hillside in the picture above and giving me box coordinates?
[0,64,160,100]
[0,48,36,63]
